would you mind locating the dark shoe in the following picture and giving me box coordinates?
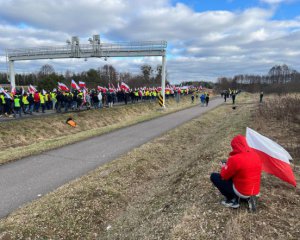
[248,196,257,212]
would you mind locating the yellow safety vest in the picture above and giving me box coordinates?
[22,96,29,105]
[40,94,45,104]
[0,95,5,104]
[51,92,57,101]
[14,96,21,107]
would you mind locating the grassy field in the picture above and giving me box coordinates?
[0,93,299,239]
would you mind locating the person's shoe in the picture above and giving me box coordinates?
[221,198,240,208]
[248,196,257,212]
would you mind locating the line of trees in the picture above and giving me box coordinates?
[216,64,300,93]
[0,63,167,91]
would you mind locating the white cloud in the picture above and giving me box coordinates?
[260,0,287,4]
[0,0,300,83]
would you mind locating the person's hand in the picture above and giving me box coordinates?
[220,160,227,167]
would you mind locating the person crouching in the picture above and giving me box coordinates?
[210,135,262,210]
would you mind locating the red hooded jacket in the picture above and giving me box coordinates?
[220,135,262,196]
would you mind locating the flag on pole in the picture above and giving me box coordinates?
[111,83,116,91]
[71,79,81,91]
[246,127,296,187]
[11,86,16,95]
[108,83,115,93]
[79,81,86,88]
[0,88,12,99]
[58,82,70,92]
[98,86,107,93]
[120,82,130,92]
[28,84,37,94]
[82,88,87,104]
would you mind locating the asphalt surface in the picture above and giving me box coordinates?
[0,98,223,218]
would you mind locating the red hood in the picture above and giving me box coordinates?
[229,135,251,156]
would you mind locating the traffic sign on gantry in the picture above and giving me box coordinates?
[6,35,168,107]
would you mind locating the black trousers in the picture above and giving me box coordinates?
[210,173,237,200]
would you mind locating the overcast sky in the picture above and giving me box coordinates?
[0,0,300,83]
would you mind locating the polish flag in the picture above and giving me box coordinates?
[111,83,116,91]
[58,82,70,92]
[82,88,87,104]
[28,84,37,94]
[0,87,12,99]
[79,81,86,88]
[71,79,80,91]
[120,82,130,92]
[97,86,103,92]
[246,127,296,187]
[97,86,107,93]
[11,86,16,95]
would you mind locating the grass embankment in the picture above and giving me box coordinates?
[0,93,299,239]
[0,96,197,165]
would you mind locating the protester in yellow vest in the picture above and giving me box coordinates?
[51,92,57,110]
[39,93,46,113]
[22,94,29,114]
[13,95,22,118]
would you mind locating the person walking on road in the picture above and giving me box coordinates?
[200,93,206,107]
[232,90,236,105]
[205,93,210,107]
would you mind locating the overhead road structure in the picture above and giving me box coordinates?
[6,35,168,107]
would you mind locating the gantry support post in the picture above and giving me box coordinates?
[9,60,15,89]
[161,53,166,108]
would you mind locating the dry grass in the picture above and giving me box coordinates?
[0,93,299,239]
[0,96,199,165]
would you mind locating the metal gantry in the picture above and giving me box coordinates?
[6,35,167,106]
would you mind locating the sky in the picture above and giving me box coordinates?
[0,0,300,84]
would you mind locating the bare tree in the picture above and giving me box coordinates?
[39,64,55,77]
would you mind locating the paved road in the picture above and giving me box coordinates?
[0,98,223,218]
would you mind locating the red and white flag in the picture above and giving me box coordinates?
[98,86,107,93]
[28,84,37,94]
[71,79,80,91]
[79,81,86,88]
[111,83,116,91]
[0,87,12,99]
[120,82,130,92]
[246,127,296,187]
[82,88,87,104]
[58,82,70,92]
[11,85,16,95]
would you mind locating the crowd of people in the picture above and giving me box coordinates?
[221,89,241,104]
[0,85,205,118]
